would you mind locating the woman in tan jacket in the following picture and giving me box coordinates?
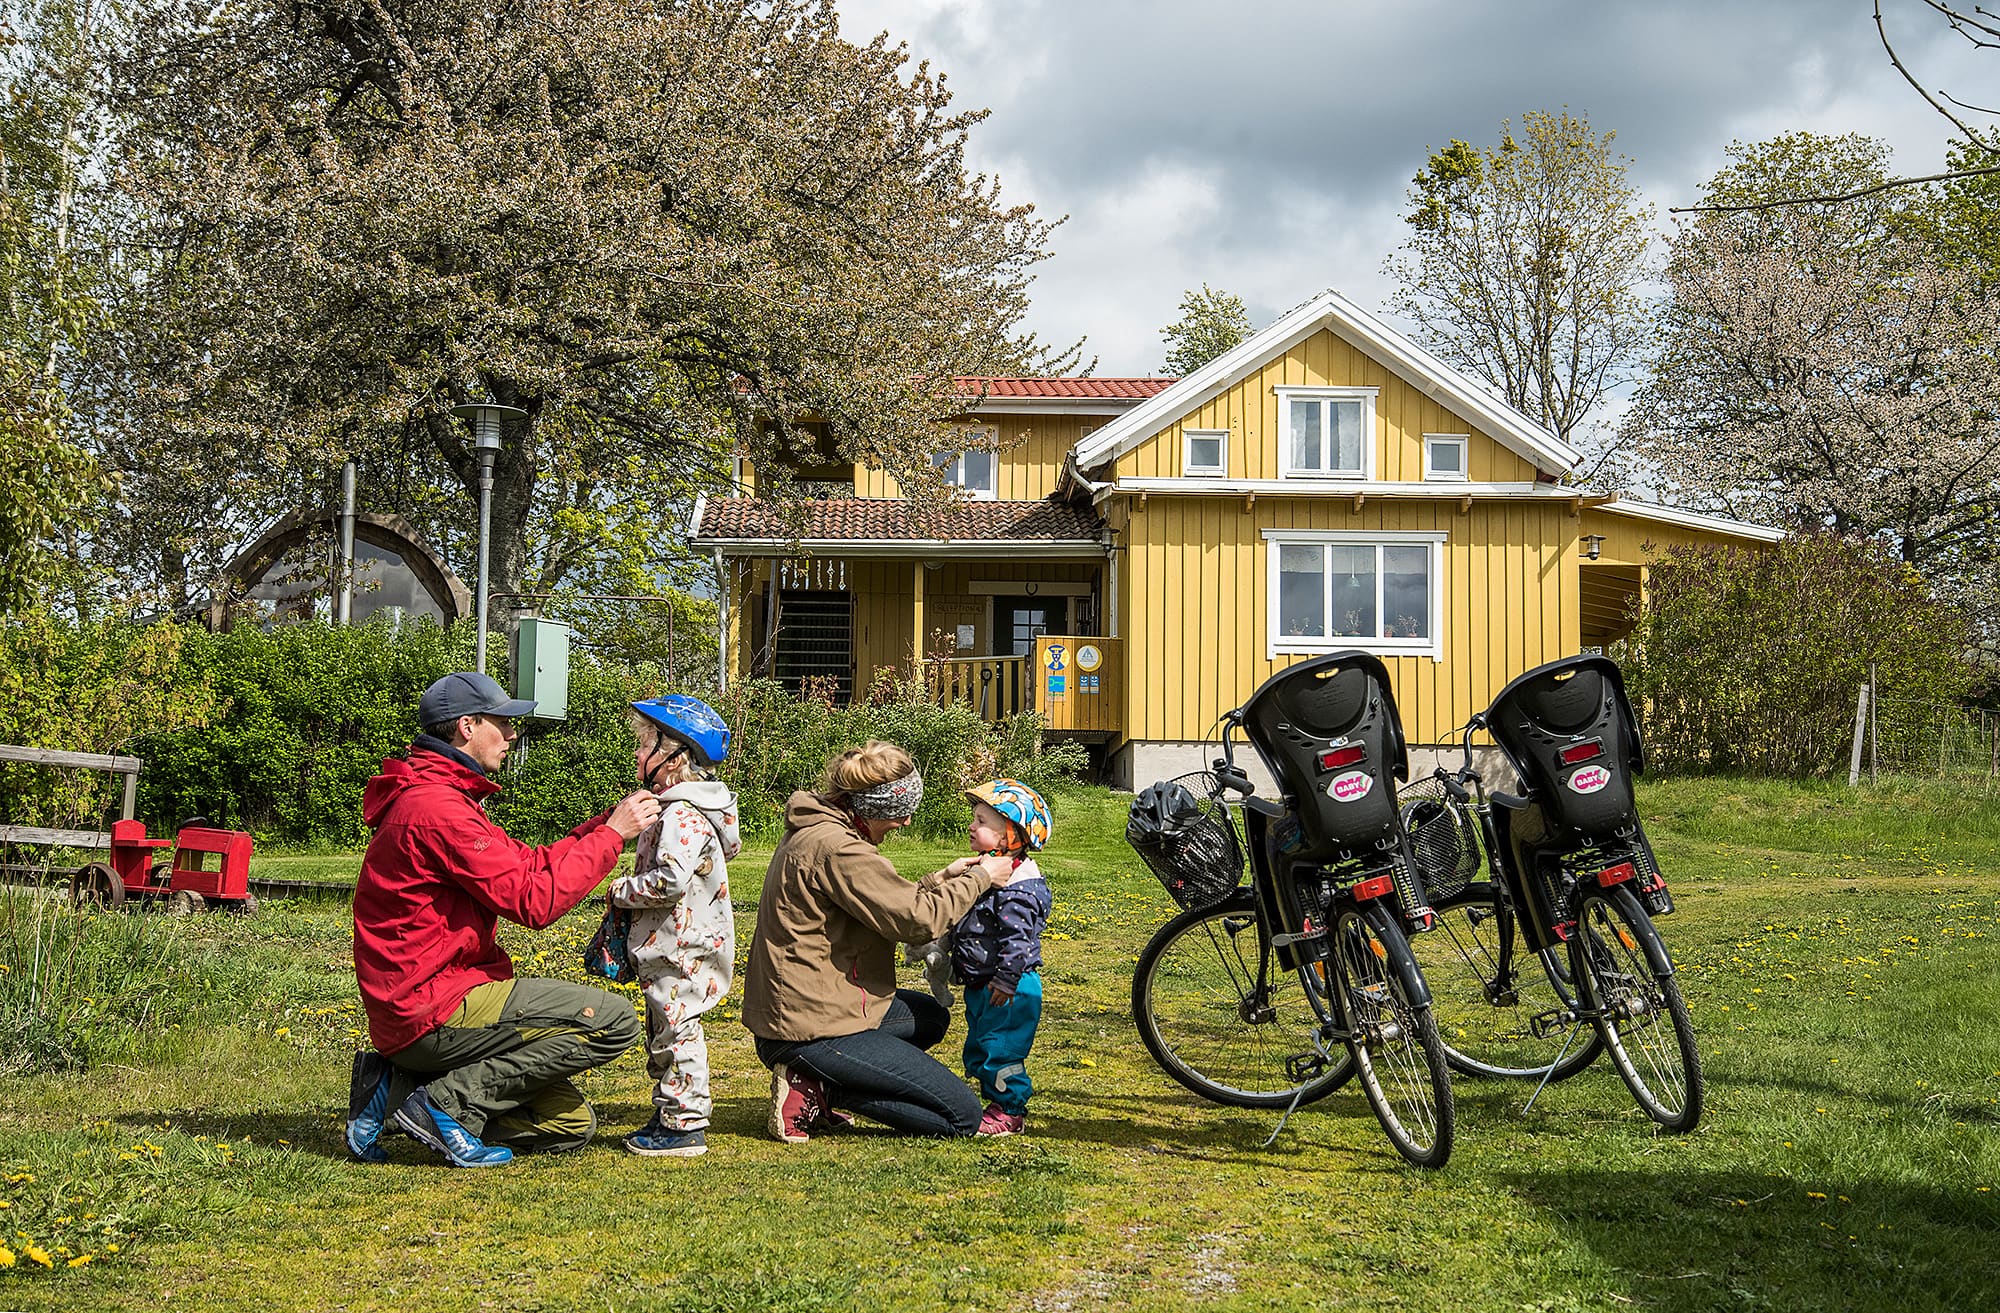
[740,742,1012,1141]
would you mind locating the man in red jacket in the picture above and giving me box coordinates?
[345,671,660,1167]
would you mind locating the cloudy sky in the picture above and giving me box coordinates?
[836,0,1988,379]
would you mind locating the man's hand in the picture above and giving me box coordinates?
[607,790,664,841]
[977,852,1015,888]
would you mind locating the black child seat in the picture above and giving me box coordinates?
[1238,650,1410,866]
[1484,654,1644,851]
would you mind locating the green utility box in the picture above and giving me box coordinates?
[513,618,570,721]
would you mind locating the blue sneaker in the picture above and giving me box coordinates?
[623,1116,707,1158]
[393,1088,514,1168]
[345,1051,392,1164]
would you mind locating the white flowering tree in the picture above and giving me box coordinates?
[1630,135,2000,620]
[95,0,1067,619]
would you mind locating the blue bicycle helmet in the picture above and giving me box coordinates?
[631,695,731,769]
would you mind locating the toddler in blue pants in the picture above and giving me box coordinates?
[950,779,1053,1136]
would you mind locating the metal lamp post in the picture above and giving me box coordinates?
[450,402,528,672]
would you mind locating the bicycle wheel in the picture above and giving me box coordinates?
[1568,885,1704,1133]
[1331,905,1455,1168]
[1413,885,1602,1081]
[1132,898,1353,1109]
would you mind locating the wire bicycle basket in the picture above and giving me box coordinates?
[1126,771,1245,910]
[1396,777,1481,905]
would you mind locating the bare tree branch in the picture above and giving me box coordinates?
[1670,161,2000,212]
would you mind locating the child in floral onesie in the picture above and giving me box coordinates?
[614,696,739,1157]
[951,779,1053,1137]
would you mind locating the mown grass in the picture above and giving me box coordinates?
[1,780,1995,1310]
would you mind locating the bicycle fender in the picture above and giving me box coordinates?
[1603,884,1677,978]
[1360,900,1433,1008]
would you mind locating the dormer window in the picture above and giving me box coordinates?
[933,424,998,499]
[1275,387,1376,479]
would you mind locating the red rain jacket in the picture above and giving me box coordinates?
[353,747,622,1054]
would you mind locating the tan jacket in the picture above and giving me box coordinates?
[741,791,988,1042]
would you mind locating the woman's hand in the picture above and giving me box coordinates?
[976,852,1015,887]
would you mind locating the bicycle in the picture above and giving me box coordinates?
[1128,651,1455,1168]
[1401,655,1702,1132]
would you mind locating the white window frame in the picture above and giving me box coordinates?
[1423,433,1469,482]
[1274,386,1377,481]
[1183,428,1228,477]
[933,425,999,500]
[1261,529,1446,661]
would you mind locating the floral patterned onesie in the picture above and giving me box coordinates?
[611,779,742,1131]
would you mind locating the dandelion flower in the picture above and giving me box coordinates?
[67,1254,92,1268]
[0,1247,13,1268]
[26,1245,51,1268]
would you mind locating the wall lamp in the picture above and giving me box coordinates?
[1579,534,1606,561]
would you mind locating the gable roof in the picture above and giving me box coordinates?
[1070,289,1582,477]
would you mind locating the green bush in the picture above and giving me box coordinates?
[3,609,1087,849]
[714,674,1087,839]
[1623,533,1973,777]
[0,609,221,831]
[134,616,470,845]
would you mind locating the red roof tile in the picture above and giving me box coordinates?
[696,497,1102,543]
[953,377,1178,399]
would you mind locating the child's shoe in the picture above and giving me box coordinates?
[976,1103,1025,1137]
[624,1115,708,1157]
[767,1062,827,1144]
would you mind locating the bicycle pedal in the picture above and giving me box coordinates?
[1528,1009,1576,1040]
[1284,1052,1329,1082]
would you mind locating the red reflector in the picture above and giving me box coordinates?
[1352,874,1395,901]
[1598,861,1636,886]
[1318,745,1366,771]
[1560,740,1603,765]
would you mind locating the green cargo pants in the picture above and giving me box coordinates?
[385,977,641,1152]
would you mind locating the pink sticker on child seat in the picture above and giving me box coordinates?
[1326,770,1374,803]
[1568,765,1611,794]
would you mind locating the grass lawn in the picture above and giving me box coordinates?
[2,777,1996,1311]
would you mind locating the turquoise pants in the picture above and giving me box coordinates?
[961,971,1043,1115]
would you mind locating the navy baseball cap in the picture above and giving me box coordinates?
[418,672,536,725]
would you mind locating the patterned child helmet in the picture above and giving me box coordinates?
[631,695,731,768]
[965,778,1052,851]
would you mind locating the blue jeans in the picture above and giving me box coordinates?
[754,990,982,1137]
[962,972,1042,1115]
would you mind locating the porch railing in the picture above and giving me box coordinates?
[933,655,1029,723]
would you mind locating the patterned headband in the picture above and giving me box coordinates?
[846,767,924,820]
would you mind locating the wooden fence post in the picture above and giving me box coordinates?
[1848,681,1870,787]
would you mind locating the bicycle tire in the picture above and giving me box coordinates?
[1331,904,1455,1168]
[1132,897,1353,1109]
[1413,885,1602,1081]
[1567,885,1704,1133]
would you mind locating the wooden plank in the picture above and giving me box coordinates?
[0,744,142,774]
[0,824,109,849]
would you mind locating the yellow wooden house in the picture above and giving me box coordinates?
[690,289,1780,786]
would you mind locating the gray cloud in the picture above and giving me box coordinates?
[840,0,1987,372]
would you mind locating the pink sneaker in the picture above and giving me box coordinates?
[767,1063,826,1144]
[976,1103,1025,1137]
